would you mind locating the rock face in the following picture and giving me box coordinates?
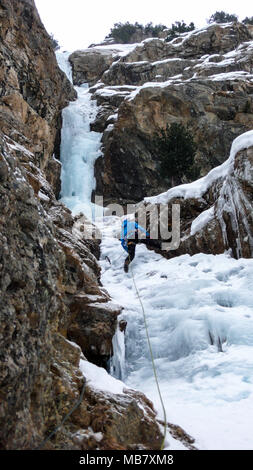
[0,131,164,450]
[73,22,253,205]
[0,0,76,195]
[0,0,165,450]
[95,74,253,204]
[69,48,118,86]
[216,145,253,258]
[107,22,251,67]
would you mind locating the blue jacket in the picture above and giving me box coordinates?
[120,220,149,253]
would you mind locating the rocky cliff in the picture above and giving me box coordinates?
[70,22,253,204]
[0,0,77,196]
[0,0,164,450]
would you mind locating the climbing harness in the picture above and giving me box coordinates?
[129,264,168,450]
[34,377,86,450]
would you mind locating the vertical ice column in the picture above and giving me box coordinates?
[56,51,73,83]
[110,324,126,380]
[56,52,103,218]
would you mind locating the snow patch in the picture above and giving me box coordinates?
[80,359,126,395]
[191,206,215,236]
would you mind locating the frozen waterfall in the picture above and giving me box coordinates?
[56,52,103,218]
[56,51,73,83]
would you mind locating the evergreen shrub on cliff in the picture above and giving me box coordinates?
[155,123,199,185]
[242,17,253,25]
[107,22,166,43]
[166,21,195,42]
[207,11,238,24]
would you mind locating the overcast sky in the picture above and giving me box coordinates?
[35,0,251,52]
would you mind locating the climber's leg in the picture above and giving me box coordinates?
[124,242,136,273]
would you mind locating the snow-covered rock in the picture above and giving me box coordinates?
[142,130,253,259]
[69,44,138,86]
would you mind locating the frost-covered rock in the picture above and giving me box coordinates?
[121,22,251,63]
[77,359,164,450]
[101,22,252,86]
[69,44,138,86]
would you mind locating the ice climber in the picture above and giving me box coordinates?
[120,219,161,273]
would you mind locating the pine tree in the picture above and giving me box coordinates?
[166,21,195,42]
[107,22,167,43]
[242,17,253,25]
[207,11,238,24]
[154,123,198,185]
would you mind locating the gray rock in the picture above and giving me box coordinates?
[69,48,119,86]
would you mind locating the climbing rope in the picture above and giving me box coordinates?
[129,264,167,450]
[113,252,124,263]
[34,377,86,450]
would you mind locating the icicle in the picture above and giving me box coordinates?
[110,323,126,381]
[56,51,73,83]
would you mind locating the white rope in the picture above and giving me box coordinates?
[129,264,168,450]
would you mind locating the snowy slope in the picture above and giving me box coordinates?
[99,221,253,450]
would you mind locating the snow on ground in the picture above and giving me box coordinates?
[80,358,125,395]
[94,88,130,99]
[99,217,253,450]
